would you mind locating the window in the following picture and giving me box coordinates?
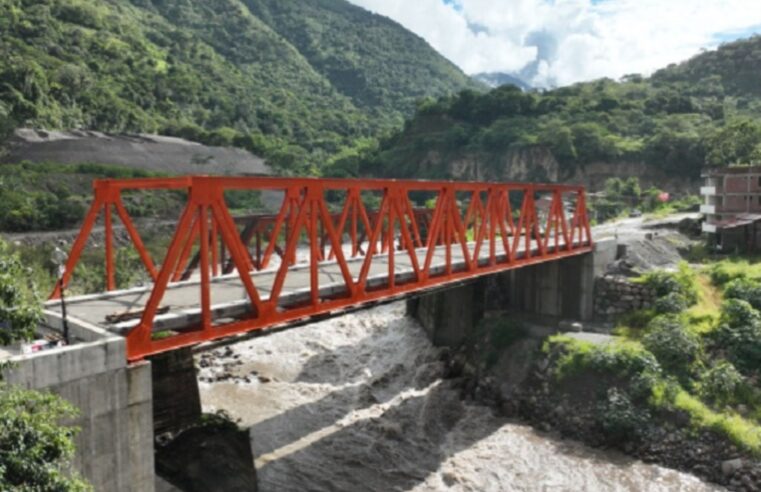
[758,176,761,187]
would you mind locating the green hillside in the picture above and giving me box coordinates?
[0,0,480,172]
[363,36,761,181]
[245,0,479,125]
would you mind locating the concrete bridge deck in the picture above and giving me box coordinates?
[46,236,586,336]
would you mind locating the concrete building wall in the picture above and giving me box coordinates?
[723,175,761,194]
[2,313,155,492]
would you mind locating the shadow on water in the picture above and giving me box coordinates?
[253,380,505,492]
[249,338,446,458]
[248,383,373,457]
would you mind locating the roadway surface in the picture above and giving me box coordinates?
[46,235,588,335]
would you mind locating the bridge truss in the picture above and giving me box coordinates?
[50,176,592,361]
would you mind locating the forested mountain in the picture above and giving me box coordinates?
[245,0,479,124]
[0,0,480,172]
[363,36,761,181]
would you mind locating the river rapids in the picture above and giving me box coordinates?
[197,302,720,492]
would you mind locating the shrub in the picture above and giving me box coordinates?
[639,270,681,296]
[598,388,650,442]
[0,240,42,344]
[720,299,761,328]
[642,316,702,376]
[547,336,662,385]
[710,300,761,373]
[199,410,240,432]
[638,263,698,308]
[653,292,690,314]
[0,385,89,490]
[712,327,761,375]
[709,260,754,286]
[618,309,657,330]
[699,361,744,406]
[483,318,528,350]
[724,278,761,311]
[475,317,528,369]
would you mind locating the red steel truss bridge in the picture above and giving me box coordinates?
[47,176,593,361]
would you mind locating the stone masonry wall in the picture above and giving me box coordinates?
[594,275,656,318]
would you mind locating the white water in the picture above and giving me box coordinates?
[198,303,721,492]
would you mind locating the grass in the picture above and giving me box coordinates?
[668,387,761,455]
[709,257,761,286]
[545,335,658,381]
[549,320,761,456]
[684,273,722,335]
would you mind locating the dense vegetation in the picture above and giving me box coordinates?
[0,0,479,172]
[0,239,89,490]
[0,161,179,232]
[362,36,761,181]
[0,384,89,490]
[0,239,41,343]
[546,260,761,455]
[588,176,701,222]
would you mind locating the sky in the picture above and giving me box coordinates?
[347,0,761,87]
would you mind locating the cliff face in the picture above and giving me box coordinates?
[567,161,701,194]
[418,146,560,183]
[418,145,699,193]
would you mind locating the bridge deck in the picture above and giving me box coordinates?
[46,236,587,336]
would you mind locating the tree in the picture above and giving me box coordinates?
[0,385,89,491]
[0,240,42,345]
[622,177,641,198]
[706,118,761,167]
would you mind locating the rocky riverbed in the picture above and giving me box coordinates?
[197,303,720,491]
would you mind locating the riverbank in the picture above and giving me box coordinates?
[459,333,760,491]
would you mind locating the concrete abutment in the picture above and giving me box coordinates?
[409,239,616,347]
[2,317,155,492]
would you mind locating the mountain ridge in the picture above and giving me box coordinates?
[362,35,761,183]
[472,72,532,91]
[0,0,482,172]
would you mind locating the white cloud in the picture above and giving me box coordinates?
[347,0,761,87]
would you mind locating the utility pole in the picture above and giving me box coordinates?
[52,246,70,345]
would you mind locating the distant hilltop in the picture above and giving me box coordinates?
[472,72,533,91]
[3,129,270,176]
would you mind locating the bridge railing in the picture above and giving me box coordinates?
[50,176,592,360]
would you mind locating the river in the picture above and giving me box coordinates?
[197,302,721,492]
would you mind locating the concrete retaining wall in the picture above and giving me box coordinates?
[2,312,155,492]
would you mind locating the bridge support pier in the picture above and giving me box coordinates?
[406,280,486,347]
[150,348,202,436]
[409,238,617,347]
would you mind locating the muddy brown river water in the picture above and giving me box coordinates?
[198,302,721,492]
